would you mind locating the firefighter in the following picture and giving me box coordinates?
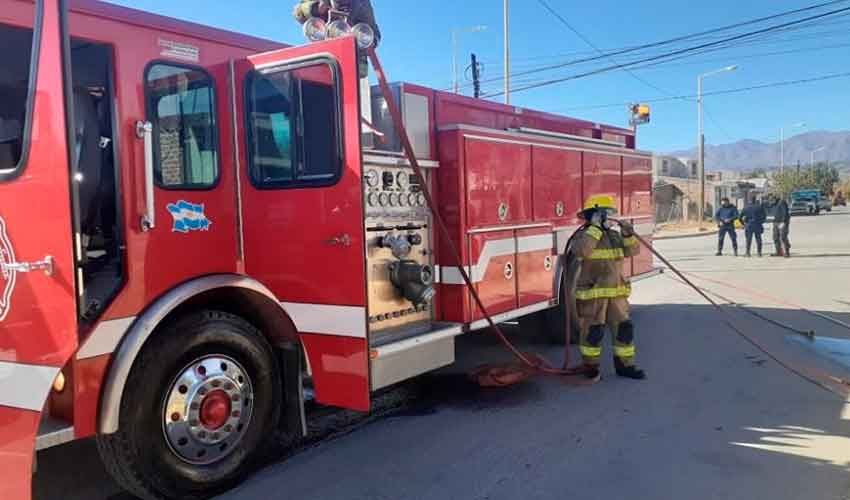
[571,195,646,382]
[714,197,739,256]
[768,194,792,258]
[740,194,767,257]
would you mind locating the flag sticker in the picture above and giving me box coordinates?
[167,201,212,233]
[0,216,17,322]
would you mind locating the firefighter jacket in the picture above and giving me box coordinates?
[571,225,640,301]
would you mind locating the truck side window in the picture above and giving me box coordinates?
[145,63,219,189]
[246,61,341,189]
[0,22,35,179]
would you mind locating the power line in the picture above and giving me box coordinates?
[498,40,850,92]
[535,0,685,105]
[556,70,850,111]
[484,5,850,97]
[463,0,850,91]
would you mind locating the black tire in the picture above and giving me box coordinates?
[97,310,281,500]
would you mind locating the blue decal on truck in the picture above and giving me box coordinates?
[167,200,212,233]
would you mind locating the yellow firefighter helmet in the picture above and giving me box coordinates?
[582,194,618,213]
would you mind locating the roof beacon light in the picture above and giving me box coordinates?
[352,22,376,49]
[326,19,352,39]
[303,16,327,42]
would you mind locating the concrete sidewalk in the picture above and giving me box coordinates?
[654,226,719,240]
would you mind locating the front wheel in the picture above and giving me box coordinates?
[97,310,281,500]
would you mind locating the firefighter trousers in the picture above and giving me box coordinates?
[577,297,636,367]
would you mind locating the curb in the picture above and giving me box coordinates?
[653,229,719,241]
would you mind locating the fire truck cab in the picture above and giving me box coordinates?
[0,1,653,498]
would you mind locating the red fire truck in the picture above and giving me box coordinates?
[0,1,654,498]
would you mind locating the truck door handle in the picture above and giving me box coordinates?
[2,256,54,276]
[136,121,155,232]
[324,234,352,247]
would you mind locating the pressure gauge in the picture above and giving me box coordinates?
[365,169,380,188]
[379,192,390,207]
[408,193,418,206]
[396,172,410,189]
[367,193,379,207]
[417,193,426,207]
[388,193,399,207]
[398,193,407,206]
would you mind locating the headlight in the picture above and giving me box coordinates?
[326,19,352,39]
[352,22,375,49]
[303,17,327,42]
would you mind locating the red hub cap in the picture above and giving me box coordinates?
[199,390,231,430]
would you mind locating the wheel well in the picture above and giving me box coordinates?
[165,287,299,348]
[99,275,305,435]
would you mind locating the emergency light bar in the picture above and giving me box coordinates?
[302,16,375,48]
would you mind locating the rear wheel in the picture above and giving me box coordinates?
[97,310,281,500]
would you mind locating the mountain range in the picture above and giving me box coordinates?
[667,130,850,172]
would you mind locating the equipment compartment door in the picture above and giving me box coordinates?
[464,137,532,228]
[469,230,517,320]
[531,146,581,223]
[622,156,653,276]
[234,37,369,411]
[0,2,78,498]
[582,152,622,214]
[516,227,555,307]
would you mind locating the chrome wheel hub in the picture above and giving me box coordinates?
[163,355,253,465]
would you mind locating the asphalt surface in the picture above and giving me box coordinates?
[34,207,850,500]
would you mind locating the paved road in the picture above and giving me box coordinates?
[35,208,850,500]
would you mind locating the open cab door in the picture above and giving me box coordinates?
[0,0,79,498]
[231,37,371,411]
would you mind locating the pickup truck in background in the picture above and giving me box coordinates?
[790,190,830,215]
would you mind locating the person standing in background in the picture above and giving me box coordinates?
[740,195,767,257]
[715,197,740,256]
[768,194,792,258]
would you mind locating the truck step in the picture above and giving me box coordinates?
[369,322,463,391]
[35,416,74,451]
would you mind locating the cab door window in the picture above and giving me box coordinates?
[245,61,342,189]
[0,22,36,179]
[145,63,219,189]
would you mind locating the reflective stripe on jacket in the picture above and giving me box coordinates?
[571,225,639,301]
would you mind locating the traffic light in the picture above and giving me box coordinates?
[630,103,651,126]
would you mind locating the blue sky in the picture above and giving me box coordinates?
[110,0,850,153]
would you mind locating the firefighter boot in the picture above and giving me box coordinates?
[583,364,601,382]
[615,357,646,380]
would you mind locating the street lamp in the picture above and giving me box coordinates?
[452,25,487,94]
[779,122,806,173]
[697,64,738,228]
[811,146,825,167]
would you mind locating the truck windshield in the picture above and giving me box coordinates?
[0,22,35,176]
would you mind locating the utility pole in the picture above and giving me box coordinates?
[471,53,481,98]
[779,122,805,173]
[503,0,510,105]
[452,25,487,94]
[696,65,737,229]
